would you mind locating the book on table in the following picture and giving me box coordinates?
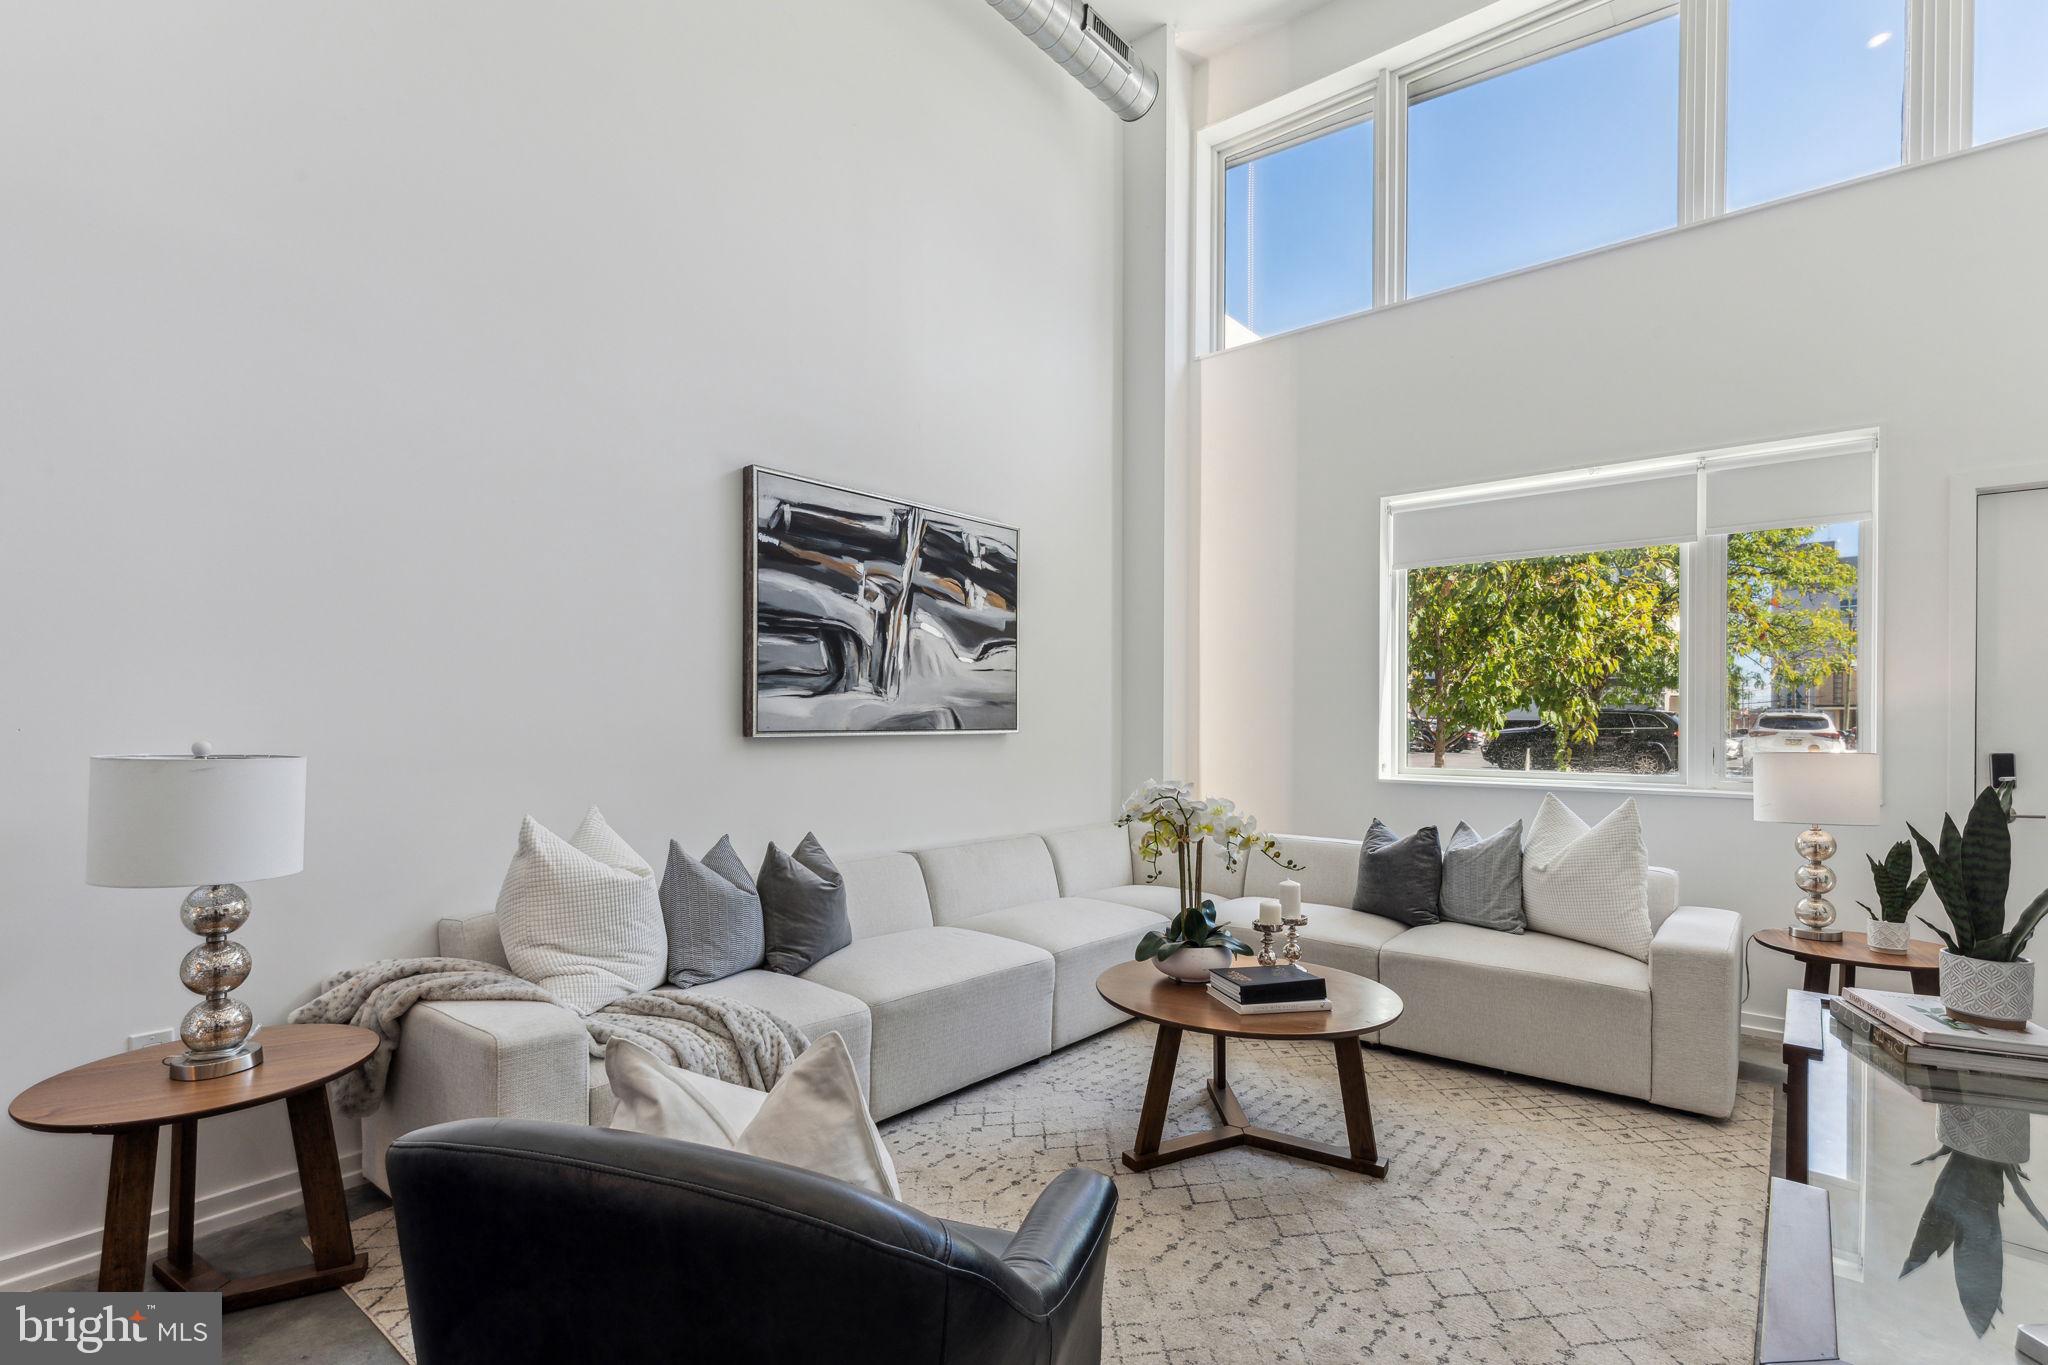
[1208,963,1326,1004]
[1829,998,2048,1082]
[1839,987,2048,1057]
[1206,985,1332,1016]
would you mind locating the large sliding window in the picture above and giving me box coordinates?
[1977,0,2048,146]
[1407,16,1679,298]
[1222,117,1373,346]
[1383,434,1877,791]
[1726,0,1906,210]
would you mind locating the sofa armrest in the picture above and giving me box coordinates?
[361,1000,590,1192]
[1649,906,1742,1118]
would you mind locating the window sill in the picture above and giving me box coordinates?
[1378,769,1755,800]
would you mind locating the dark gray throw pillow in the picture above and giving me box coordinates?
[1440,820,1525,933]
[661,836,765,989]
[759,832,852,975]
[1352,820,1442,926]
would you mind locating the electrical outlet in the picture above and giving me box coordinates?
[126,1028,177,1051]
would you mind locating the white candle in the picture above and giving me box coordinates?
[1256,898,1282,928]
[1278,879,1303,921]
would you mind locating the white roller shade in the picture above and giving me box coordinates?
[1700,439,1876,535]
[1388,466,1698,570]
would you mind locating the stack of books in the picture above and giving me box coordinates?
[1835,987,2048,1080]
[1207,963,1329,1015]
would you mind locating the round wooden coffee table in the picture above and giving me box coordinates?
[1751,928,1941,995]
[9,1023,376,1309]
[1096,958,1403,1179]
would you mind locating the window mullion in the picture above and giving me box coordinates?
[1678,0,1727,224]
[1686,534,1732,785]
[1906,0,1973,162]
[1375,69,1408,308]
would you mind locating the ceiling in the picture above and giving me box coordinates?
[1107,0,1340,58]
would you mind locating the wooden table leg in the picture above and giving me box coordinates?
[1801,959,1832,994]
[1331,1039,1384,1174]
[164,1119,198,1277]
[99,1127,158,1291]
[1840,964,1857,991]
[1123,1025,1184,1169]
[287,1089,357,1272]
[1910,967,1939,994]
[1784,1049,1810,1183]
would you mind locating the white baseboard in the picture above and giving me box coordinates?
[0,1148,365,1292]
[1741,1009,1787,1045]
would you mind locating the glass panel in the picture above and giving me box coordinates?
[1406,17,1679,299]
[1976,0,2048,145]
[1405,547,1681,777]
[1725,521,1862,777]
[1222,119,1372,347]
[1727,0,1906,210]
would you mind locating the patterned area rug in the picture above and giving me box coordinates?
[339,1022,1772,1364]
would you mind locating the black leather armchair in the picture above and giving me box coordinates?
[387,1119,1117,1365]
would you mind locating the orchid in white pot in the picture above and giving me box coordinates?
[1117,781,1301,981]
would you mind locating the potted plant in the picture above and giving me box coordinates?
[1912,785,2048,1029]
[1118,781,1299,983]
[1901,1106,2048,1338]
[1858,839,1927,955]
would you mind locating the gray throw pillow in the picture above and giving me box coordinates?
[1440,820,1525,933]
[1352,819,1442,926]
[759,833,852,975]
[661,836,765,989]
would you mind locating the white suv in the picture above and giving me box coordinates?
[1738,710,1847,772]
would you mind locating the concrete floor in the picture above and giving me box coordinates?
[49,1184,401,1365]
[53,1039,1789,1364]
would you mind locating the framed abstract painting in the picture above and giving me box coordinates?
[744,467,1019,736]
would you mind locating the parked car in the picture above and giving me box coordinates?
[1738,710,1847,771]
[1408,716,1478,755]
[1481,708,1680,775]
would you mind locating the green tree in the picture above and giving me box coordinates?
[1406,529,1854,771]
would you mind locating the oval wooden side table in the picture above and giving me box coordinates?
[8,1023,378,1310]
[1750,927,1941,996]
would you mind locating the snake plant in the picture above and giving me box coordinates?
[1911,785,2048,963]
[1859,839,1929,924]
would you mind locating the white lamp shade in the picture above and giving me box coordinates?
[1751,751,1882,826]
[87,754,306,887]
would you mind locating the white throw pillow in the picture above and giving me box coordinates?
[605,1032,900,1200]
[1521,794,1653,961]
[495,806,664,1015]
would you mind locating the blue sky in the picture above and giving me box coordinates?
[1226,1,2042,342]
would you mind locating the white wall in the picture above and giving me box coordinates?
[1199,133,2048,1036]
[0,0,1122,1284]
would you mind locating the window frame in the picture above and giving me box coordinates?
[1198,0,2011,356]
[1377,432,1882,798]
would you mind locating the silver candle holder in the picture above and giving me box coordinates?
[1282,915,1306,964]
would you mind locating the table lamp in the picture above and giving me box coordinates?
[87,744,306,1079]
[1752,751,1880,943]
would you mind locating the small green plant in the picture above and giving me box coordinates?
[1135,900,1249,963]
[1911,785,2048,963]
[1858,839,1928,925]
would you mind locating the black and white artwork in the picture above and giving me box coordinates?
[744,467,1019,736]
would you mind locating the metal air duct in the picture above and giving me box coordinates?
[983,2,1159,121]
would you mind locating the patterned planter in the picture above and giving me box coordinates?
[1939,950,2035,1030]
[1938,1101,2032,1164]
[1866,920,1911,954]
[1154,945,1233,983]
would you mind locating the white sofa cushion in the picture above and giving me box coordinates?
[960,898,1169,1048]
[1379,923,1652,1100]
[1217,898,1410,979]
[494,807,664,1015]
[802,927,1053,1117]
[1088,884,1182,917]
[438,911,512,970]
[912,835,1061,925]
[606,1032,899,1199]
[1521,795,1653,961]
[1041,824,1135,896]
[686,968,874,1098]
[839,851,935,940]
[1245,833,1360,906]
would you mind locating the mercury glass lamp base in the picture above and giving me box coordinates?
[165,1040,263,1081]
[1789,925,1845,942]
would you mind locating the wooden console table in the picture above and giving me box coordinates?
[9,1023,377,1310]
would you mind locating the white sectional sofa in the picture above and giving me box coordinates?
[361,820,1742,1191]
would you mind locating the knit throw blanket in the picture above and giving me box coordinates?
[288,957,809,1116]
